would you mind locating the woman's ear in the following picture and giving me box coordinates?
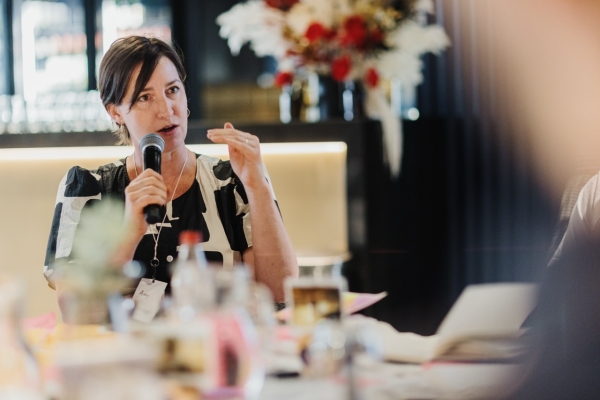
[106,104,123,125]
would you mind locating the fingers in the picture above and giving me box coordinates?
[122,168,169,240]
[127,190,168,209]
[125,169,168,211]
[206,125,259,150]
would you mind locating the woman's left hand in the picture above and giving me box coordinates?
[207,123,266,190]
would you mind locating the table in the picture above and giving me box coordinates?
[261,360,521,400]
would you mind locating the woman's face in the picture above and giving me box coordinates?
[107,56,188,154]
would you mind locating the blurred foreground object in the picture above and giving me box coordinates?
[467,2,600,394]
[51,198,141,326]
[482,0,600,197]
[508,229,600,399]
[276,291,387,322]
[168,231,213,323]
[133,262,266,398]
[365,283,538,364]
[0,277,44,399]
[285,274,347,327]
[55,334,163,400]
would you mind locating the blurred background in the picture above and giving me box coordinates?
[2,0,599,337]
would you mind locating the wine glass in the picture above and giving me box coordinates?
[304,317,383,399]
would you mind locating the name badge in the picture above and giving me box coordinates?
[131,278,168,323]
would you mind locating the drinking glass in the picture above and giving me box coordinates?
[285,274,347,328]
[304,317,383,400]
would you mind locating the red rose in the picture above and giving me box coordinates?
[341,15,368,48]
[364,68,379,88]
[305,22,329,43]
[264,0,299,11]
[331,56,352,82]
[274,71,294,87]
[370,28,384,46]
[325,27,337,41]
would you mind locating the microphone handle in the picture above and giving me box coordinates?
[144,205,162,224]
[142,146,162,224]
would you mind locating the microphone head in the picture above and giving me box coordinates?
[139,133,165,153]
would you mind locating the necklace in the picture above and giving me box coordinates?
[134,152,188,281]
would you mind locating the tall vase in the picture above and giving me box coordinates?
[386,77,419,120]
[298,72,364,122]
[279,83,302,124]
[317,74,343,120]
[341,80,364,121]
[302,72,321,122]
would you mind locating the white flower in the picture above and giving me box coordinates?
[286,0,351,37]
[376,51,424,87]
[277,58,295,73]
[217,1,288,58]
[386,20,450,56]
[215,0,450,181]
[376,18,449,87]
[217,0,450,90]
[415,0,435,14]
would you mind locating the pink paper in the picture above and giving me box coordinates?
[276,292,388,321]
[22,311,56,331]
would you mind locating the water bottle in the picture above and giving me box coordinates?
[169,230,213,322]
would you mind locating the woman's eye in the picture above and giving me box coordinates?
[137,94,149,102]
[168,86,179,94]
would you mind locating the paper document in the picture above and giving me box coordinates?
[376,283,538,363]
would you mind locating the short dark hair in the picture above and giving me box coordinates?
[98,36,187,144]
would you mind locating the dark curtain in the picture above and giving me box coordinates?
[419,0,560,302]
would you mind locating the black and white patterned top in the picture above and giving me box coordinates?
[44,153,277,290]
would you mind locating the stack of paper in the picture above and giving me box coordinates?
[375,283,538,363]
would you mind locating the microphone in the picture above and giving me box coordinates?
[138,133,165,224]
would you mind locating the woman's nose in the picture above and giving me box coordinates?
[155,95,174,119]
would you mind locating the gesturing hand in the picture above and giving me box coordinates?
[207,122,266,190]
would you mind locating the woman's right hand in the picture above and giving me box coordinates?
[124,168,168,241]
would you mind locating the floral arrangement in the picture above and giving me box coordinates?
[217,0,449,177]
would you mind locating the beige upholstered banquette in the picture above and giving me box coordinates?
[0,142,348,318]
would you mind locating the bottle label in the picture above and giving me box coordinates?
[131,278,168,323]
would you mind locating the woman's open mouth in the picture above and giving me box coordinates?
[157,125,178,135]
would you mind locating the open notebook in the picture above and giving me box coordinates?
[375,283,538,363]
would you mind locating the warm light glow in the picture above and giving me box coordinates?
[0,142,346,161]
[189,142,347,155]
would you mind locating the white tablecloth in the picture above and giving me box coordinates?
[260,361,522,400]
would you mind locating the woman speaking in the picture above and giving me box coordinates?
[43,36,298,304]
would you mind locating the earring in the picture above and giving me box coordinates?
[187,108,191,117]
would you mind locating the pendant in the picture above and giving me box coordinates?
[150,257,159,283]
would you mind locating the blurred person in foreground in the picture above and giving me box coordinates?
[511,230,600,399]
[43,36,298,306]
[483,0,600,398]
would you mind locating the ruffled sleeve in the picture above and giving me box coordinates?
[43,166,102,288]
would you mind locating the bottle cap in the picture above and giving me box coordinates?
[179,230,202,245]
